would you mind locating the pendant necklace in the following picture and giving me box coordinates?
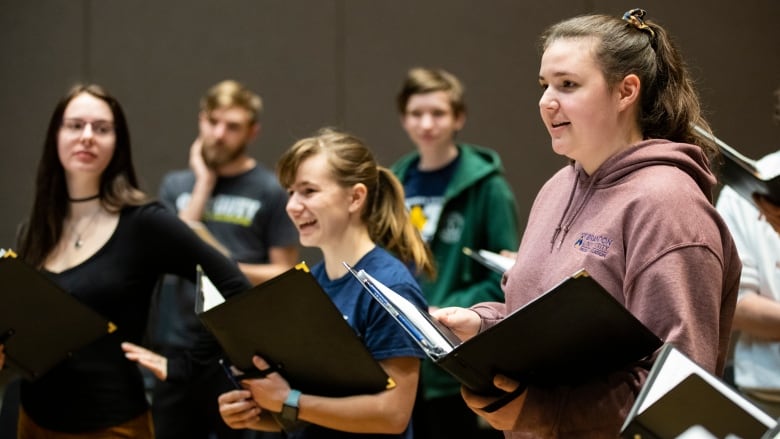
[71,206,102,249]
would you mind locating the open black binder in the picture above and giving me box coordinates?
[347,266,663,397]
[195,263,394,397]
[693,124,780,204]
[621,343,777,439]
[0,253,116,380]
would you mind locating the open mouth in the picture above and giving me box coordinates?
[298,219,317,230]
[551,121,570,128]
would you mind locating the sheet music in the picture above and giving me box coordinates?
[346,264,457,356]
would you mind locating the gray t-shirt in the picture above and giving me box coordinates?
[151,164,298,349]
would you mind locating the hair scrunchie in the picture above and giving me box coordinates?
[622,8,656,39]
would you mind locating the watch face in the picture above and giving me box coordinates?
[279,404,300,431]
[281,403,298,420]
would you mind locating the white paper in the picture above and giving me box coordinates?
[199,270,225,311]
[357,270,456,355]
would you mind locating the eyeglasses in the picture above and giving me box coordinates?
[61,118,115,137]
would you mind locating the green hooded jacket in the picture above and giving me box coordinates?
[392,143,520,399]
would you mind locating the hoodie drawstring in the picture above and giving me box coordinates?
[550,174,579,250]
[550,169,598,250]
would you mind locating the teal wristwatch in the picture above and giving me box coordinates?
[280,389,301,426]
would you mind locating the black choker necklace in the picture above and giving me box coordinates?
[69,194,100,202]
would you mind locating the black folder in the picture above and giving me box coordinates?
[693,124,780,204]
[348,266,663,397]
[0,255,116,380]
[621,343,777,439]
[195,263,394,397]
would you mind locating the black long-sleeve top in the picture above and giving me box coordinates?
[20,202,250,433]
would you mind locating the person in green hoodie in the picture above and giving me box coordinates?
[391,67,519,439]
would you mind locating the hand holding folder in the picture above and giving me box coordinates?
[195,263,394,397]
[347,265,663,408]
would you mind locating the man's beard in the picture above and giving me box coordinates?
[201,140,247,169]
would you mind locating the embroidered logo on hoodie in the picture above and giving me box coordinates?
[573,232,612,257]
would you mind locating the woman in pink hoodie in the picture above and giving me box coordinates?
[434,9,741,438]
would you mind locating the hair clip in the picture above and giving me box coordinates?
[622,8,656,39]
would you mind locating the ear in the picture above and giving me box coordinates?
[617,74,641,111]
[248,122,261,143]
[347,183,368,214]
[453,112,466,132]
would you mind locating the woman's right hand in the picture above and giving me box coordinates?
[0,344,5,370]
[121,342,168,380]
[431,307,482,342]
[218,389,264,430]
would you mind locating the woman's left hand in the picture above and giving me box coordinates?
[121,342,168,380]
[461,374,527,431]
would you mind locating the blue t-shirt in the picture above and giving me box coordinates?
[289,246,427,439]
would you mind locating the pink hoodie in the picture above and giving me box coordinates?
[473,139,740,438]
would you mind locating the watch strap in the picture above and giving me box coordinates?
[278,389,303,432]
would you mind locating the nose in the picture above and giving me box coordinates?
[286,193,303,216]
[539,88,558,111]
[80,122,95,140]
[420,113,434,129]
[213,122,228,139]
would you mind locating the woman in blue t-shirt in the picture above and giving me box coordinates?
[218,128,435,438]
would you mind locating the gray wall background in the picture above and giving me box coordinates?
[1,0,778,265]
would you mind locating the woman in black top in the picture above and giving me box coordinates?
[15,84,249,437]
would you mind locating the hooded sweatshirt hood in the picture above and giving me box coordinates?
[592,139,715,199]
[550,139,716,249]
[392,143,507,200]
